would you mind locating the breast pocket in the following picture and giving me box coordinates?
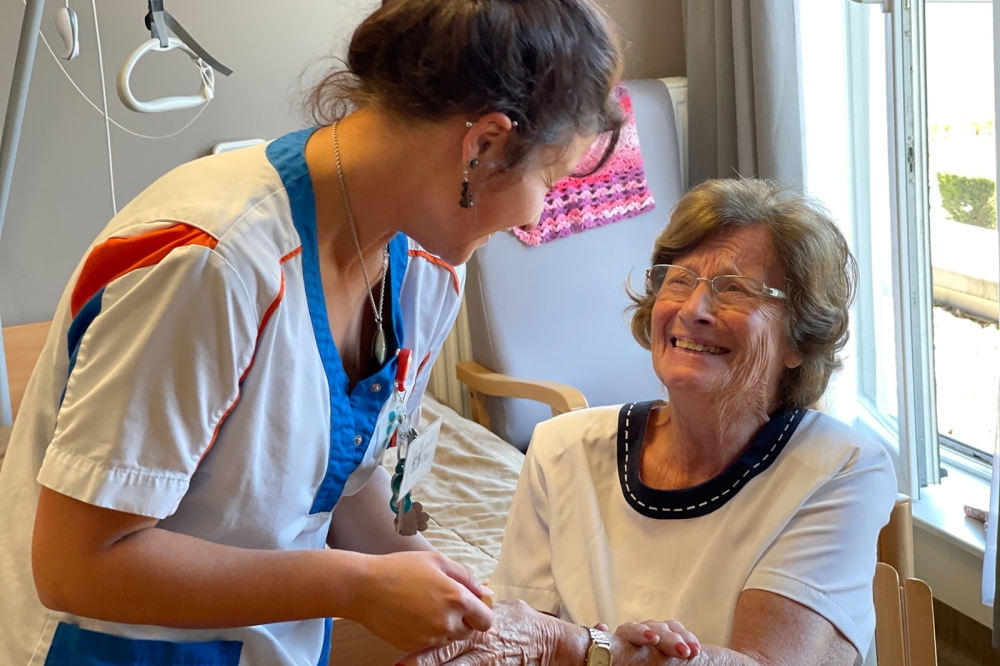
[44,623,242,666]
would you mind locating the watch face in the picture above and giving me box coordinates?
[589,645,612,666]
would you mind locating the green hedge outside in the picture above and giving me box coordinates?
[937,172,997,230]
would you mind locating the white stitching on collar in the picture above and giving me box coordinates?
[622,403,801,514]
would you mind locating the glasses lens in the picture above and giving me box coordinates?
[713,276,765,305]
[648,265,697,299]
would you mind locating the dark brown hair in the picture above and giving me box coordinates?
[307,0,626,173]
[627,179,859,409]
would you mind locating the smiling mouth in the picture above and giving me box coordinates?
[672,337,731,355]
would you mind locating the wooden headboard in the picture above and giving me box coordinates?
[3,321,51,420]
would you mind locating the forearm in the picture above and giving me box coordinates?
[37,525,372,629]
[327,466,435,555]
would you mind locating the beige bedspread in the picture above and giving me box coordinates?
[381,395,524,583]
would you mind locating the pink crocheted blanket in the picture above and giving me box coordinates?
[513,87,656,246]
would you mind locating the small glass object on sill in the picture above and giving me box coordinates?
[965,504,988,527]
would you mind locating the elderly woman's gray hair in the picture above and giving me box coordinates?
[628,178,858,409]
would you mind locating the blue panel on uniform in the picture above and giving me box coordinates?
[266,130,411,515]
[43,622,242,665]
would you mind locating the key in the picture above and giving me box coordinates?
[394,501,430,536]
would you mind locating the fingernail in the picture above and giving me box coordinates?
[675,643,691,657]
[643,629,656,640]
[692,644,701,656]
[479,585,494,596]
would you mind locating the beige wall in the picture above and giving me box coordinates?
[602,0,686,79]
[0,0,684,326]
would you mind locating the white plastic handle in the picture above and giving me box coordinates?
[116,37,215,114]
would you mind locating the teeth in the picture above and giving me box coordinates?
[675,338,725,355]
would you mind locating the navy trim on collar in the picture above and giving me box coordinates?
[616,401,805,520]
[265,129,409,515]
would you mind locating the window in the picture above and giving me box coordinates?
[925,1,998,468]
[847,0,999,492]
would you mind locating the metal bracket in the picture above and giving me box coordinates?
[143,0,233,76]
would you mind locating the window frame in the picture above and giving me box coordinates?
[847,0,950,498]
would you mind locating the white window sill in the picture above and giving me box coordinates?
[909,462,993,627]
[911,463,988,559]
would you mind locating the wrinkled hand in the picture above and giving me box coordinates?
[398,599,564,666]
[596,620,701,659]
[351,551,493,653]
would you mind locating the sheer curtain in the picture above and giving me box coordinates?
[985,0,1000,646]
[985,419,999,643]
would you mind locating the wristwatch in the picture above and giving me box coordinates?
[585,626,613,666]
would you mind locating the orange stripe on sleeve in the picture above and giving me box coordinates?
[408,249,460,295]
[416,351,433,377]
[71,223,219,317]
[280,246,303,263]
[198,270,286,467]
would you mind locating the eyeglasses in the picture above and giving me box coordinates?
[645,264,788,308]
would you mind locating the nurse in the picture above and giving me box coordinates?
[0,0,625,663]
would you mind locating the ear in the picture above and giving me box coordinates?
[783,348,804,370]
[462,112,516,167]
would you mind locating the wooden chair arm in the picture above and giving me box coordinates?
[455,360,588,432]
[878,494,915,580]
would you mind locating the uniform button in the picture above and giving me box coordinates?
[354,434,364,446]
[370,383,382,393]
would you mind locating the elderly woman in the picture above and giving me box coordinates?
[408,179,897,666]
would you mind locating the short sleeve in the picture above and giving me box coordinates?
[37,245,258,519]
[490,435,562,615]
[743,445,897,654]
[406,266,465,423]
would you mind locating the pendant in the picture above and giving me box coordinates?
[372,328,387,366]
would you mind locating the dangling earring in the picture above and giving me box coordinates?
[459,158,478,209]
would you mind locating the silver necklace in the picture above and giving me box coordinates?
[332,121,390,366]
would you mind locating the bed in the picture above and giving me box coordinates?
[0,319,527,666]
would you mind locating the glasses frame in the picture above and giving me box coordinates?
[645,264,788,305]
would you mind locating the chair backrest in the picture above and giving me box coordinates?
[873,496,937,666]
[464,78,685,449]
[879,495,915,580]
[873,564,937,666]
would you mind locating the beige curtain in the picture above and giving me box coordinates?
[682,0,805,187]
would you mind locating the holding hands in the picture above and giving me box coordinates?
[596,620,701,660]
[398,599,701,666]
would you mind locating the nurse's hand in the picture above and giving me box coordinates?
[397,599,566,666]
[350,551,493,652]
[597,620,701,659]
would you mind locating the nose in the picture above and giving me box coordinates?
[677,280,718,326]
[519,217,540,233]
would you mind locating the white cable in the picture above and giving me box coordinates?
[19,0,211,140]
[90,0,116,214]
